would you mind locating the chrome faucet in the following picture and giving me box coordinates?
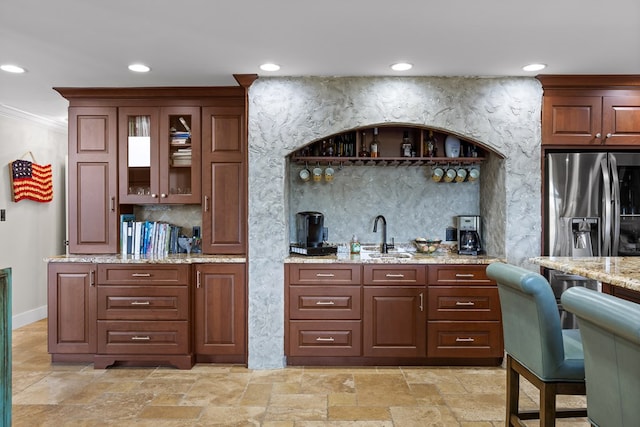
[373,215,394,253]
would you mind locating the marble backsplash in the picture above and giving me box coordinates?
[288,163,481,245]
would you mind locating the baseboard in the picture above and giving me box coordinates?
[12,305,47,329]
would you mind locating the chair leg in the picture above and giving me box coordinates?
[540,381,557,427]
[505,355,520,427]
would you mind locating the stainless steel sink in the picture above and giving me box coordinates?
[364,252,412,259]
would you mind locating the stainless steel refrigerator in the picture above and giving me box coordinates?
[545,152,640,327]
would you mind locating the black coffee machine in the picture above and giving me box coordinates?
[290,211,337,256]
[457,215,483,255]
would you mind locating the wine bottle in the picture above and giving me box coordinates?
[370,128,380,158]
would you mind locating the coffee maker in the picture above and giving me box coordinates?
[290,211,337,256]
[457,215,483,255]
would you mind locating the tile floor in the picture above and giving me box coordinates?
[11,319,589,426]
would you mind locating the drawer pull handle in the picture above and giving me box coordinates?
[455,337,475,343]
[316,273,335,277]
[316,337,335,342]
[131,336,151,341]
[455,301,475,306]
[385,274,405,278]
[130,301,150,305]
[455,274,475,278]
[131,273,151,277]
[315,301,335,305]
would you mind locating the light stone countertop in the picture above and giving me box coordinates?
[285,251,504,265]
[45,254,246,264]
[530,256,640,293]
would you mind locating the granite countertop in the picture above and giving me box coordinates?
[286,251,504,265]
[530,256,640,293]
[45,254,246,264]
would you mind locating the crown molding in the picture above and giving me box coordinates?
[0,104,67,131]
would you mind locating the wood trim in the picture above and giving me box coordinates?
[54,86,246,100]
[537,74,640,89]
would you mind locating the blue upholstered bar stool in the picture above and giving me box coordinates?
[562,286,640,427]
[486,262,587,426]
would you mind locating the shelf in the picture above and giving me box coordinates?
[291,156,485,167]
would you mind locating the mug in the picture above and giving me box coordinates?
[468,168,480,181]
[312,167,323,182]
[455,168,467,182]
[431,167,444,182]
[299,168,311,182]
[324,166,335,182]
[444,168,456,183]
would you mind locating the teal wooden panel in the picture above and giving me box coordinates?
[0,267,11,426]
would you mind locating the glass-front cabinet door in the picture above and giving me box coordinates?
[119,106,200,204]
[160,107,200,204]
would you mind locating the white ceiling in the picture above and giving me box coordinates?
[1,0,639,125]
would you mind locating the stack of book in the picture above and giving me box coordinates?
[171,147,192,166]
[170,130,191,145]
[120,215,184,256]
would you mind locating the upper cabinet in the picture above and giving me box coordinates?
[55,81,254,255]
[290,126,487,166]
[67,107,119,254]
[118,106,201,204]
[539,75,640,146]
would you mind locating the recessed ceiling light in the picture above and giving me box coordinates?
[1,64,26,73]
[390,62,413,71]
[522,63,547,72]
[128,63,151,73]
[260,63,280,72]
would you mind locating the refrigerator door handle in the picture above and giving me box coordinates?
[601,158,612,256]
[609,155,621,256]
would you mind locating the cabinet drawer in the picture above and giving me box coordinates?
[288,264,361,285]
[427,321,503,358]
[288,320,361,357]
[97,286,189,320]
[428,287,501,321]
[428,265,494,285]
[98,264,189,285]
[289,286,361,320]
[97,320,189,354]
[363,265,426,285]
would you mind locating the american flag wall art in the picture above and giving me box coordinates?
[9,159,53,202]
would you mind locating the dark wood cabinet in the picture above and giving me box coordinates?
[285,263,501,365]
[427,265,503,361]
[539,75,640,146]
[118,106,201,204]
[193,263,246,363]
[201,107,247,254]
[55,85,251,256]
[362,265,426,358]
[94,264,192,369]
[67,107,118,254]
[47,263,97,360]
[286,264,362,359]
[363,286,426,358]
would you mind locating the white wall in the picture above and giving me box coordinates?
[0,112,67,328]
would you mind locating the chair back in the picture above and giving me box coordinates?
[562,287,640,427]
[486,262,584,381]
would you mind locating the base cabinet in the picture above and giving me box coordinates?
[362,265,426,358]
[47,263,97,360]
[48,262,248,369]
[193,263,246,363]
[427,265,503,361]
[285,263,503,366]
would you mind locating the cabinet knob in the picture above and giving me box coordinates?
[151,193,158,198]
[606,133,612,139]
[160,193,167,198]
[595,133,602,139]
